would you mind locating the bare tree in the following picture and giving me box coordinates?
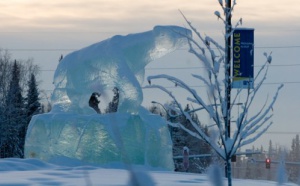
[145,1,283,185]
[0,49,12,104]
[0,49,40,104]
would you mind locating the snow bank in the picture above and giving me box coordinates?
[0,158,298,186]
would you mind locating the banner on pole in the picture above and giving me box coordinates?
[232,28,254,89]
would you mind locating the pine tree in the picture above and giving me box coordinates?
[295,135,300,162]
[1,61,25,158]
[288,134,300,182]
[105,87,119,113]
[0,50,13,106]
[88,92,101,113]
[268,140,273,158]
[148,104,165,117]
[0,52,41,158]
[171,104,211,173]
[295,135,300,183]
[148,102,212,173]
[26,74,40,114]
[41,101,52,113]
[20,74,42,151]
[0,104,5,157]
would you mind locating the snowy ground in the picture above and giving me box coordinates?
[0,158,298,186]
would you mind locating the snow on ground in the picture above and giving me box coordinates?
[0,158,298,186]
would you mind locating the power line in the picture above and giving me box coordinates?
[40,63,300,72]
[264,131,300,135]
[39,66,300,86]
[1,30,298,34]
[146,64,300,70]
[146,81,300,89]
[7,49,76,52]
[0,31,127,34]
[40,70,55,71]
[6,45,300,52]
[230,131,300,135]
[255,46,300,49]
[43,81,296,91]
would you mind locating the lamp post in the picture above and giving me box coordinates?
[224,0,232,182]
[225,0,232,141]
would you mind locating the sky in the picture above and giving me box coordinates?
[0,158,298,185]
[1,0,300,150]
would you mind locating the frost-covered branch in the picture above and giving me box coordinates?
[144,84,225,158]
[233,61,270,130]
[147,74,218,121]
[144,84,184,115]
[244,84,283,131]
[146,7,283,184]
[232,83,283,152]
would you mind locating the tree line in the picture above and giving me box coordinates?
[232,135,300,183]
[89,87,119,114]
[0,49,121,158]
[148,100,300,182]
[148,102,212,173]
[0,50,42,158]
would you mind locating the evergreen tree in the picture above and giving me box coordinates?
[182,104,211,172]
[1,61,25,158]
[268,140,273,158]
[105,87,119,113]
[148,102,212,173]
[26,73,41,118]
[0,104,4,157]
[24,73,41,138]
[295,134,300,162]
[148,104,165,116]
[41,101,52,113]
[89,92,101,113]
[171,104,211,172]
[288,134,300,182]
[0,52,40,158]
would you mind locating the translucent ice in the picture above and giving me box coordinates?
[25,111,174,169]
[25,26,191,169]
[51,25,192,114]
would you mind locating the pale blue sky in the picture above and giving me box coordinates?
[1,0,300,150]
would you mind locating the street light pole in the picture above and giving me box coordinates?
[225,0,232,183]
[225,0,232,141]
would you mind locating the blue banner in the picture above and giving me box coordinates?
[232,28,254,89]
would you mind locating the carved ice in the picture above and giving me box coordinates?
[25,26,191,169]
[51,25,191,114]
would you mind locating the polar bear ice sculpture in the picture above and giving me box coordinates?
[51,25,192,114]
[25,26,191,170]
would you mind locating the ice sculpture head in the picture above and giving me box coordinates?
[51,25,191,114]
[150,26,192,60]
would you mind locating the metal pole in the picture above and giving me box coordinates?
[225,0,232,140]
[225,0,232,183]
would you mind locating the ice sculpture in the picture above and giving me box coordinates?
[51,25,191,114]
[25,26,192,170]
[25,111,174,169]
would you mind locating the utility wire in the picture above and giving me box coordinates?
[146,64,300,70]
[147,81,300,89]
[263,131,300,134]
[39,63,300,72]
[42,81,300,93]
[6,45,300,51]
